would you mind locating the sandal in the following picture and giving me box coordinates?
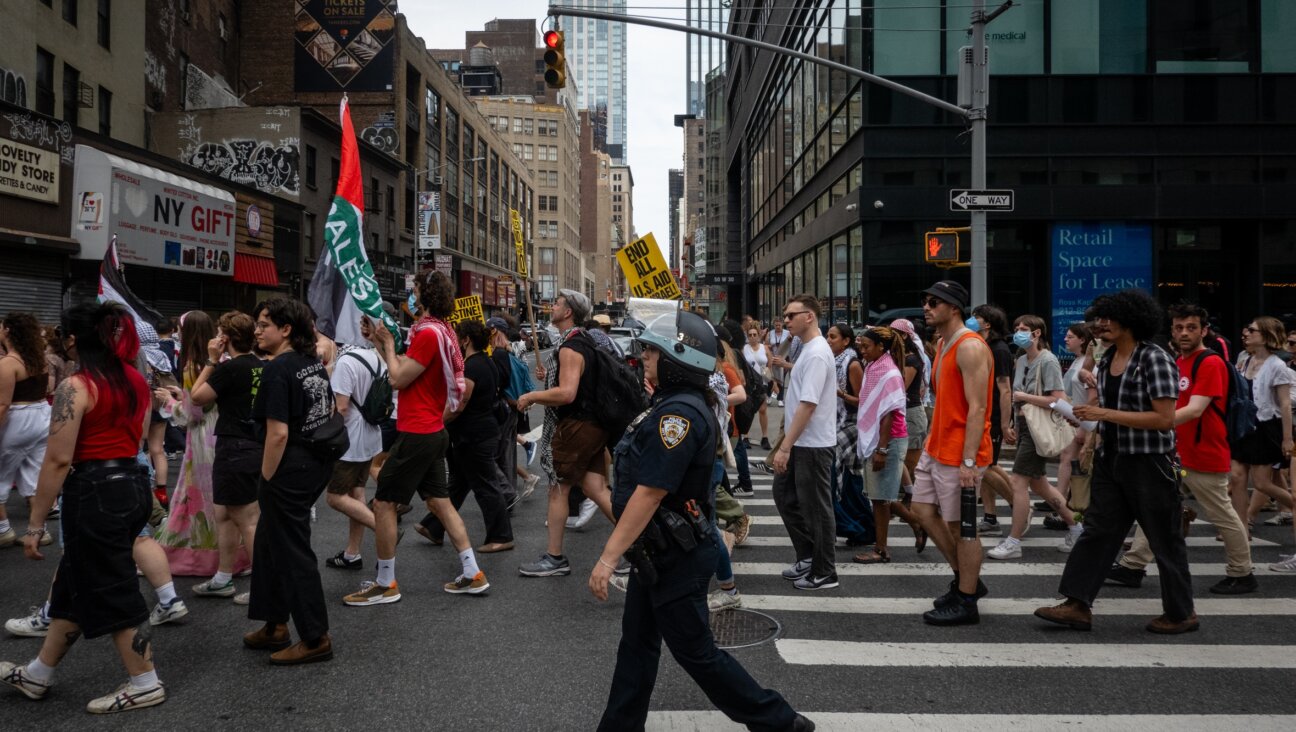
[913,525,928,554]
[853,548,891,564]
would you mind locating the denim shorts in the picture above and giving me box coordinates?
[864,437,909,502]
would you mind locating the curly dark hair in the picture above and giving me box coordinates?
[2,312,48,379]
[1089,290,1164,342]
[257,298,318,357]
[972,304,1009,343]
[1165,302,1209,326]
[456,320,490,352]
[415,271,456,318]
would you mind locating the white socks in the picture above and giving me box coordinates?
[343,551,361,562]
[211,571,233,587]
[376,558,395,587]
[25,657,54,684]
[129,669,159,692]
[0,519,11,534]
[459,548,480,579]
[155,582,177,606]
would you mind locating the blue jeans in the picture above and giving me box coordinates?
[733,436,753,489]
[833,463,876,546]
[712,522,734,584]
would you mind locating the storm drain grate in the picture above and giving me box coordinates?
[710,608,781,649]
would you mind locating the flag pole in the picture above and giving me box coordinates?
[520,274,541,376]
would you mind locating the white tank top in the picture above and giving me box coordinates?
[742,343,768,373]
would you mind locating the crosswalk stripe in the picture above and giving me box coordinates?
[730,561,1251,577]
[647,712,1296,731]
[775,640,1296,668]
[736,535,1279,548]
[739,595,1296,616]
[744,515,1219,527]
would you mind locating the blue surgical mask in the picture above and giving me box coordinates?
[1012,331,1033,349]
[965,317,980,332]
[407,292,418,312]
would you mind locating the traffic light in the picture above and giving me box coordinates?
[543,30,566,89]
[924,230,959,263]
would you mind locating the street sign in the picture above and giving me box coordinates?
[699,273,740,286]
[950,189,1014,212]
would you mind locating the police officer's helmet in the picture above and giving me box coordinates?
[636,310,718,376]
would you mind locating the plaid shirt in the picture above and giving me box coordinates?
[1096,341,1178,456]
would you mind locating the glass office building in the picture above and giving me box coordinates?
[725,0,1296,344]
[566,0,628,163]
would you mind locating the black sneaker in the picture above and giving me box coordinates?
[791,713,816,731]
[760,437,772,450]
[933,578,988,609]
[1033,500,1052,512]
[325,551,362,570]
[794,572,840,591]
[923,599,980,626]
[732,484,755,497]
[1209,573,1258,595]
[1105,563,1145,588]
[1043,514,1069,531]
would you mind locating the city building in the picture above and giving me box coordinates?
[580,109,618,308]
[680,117,706,299]
[611,162,634,251]
[431,19,558,104]
[685,0,729,118]
[564,0,627,163]
[667,168,684,268]
[726,0,1296,340]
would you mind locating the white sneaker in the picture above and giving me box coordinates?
[1263,512,1293,526]
[1059,526,1082,553]
[977,518,1002,536]
[1268,555,1296,574]
[86,681,166,714]
[5,608,50,637]
[571,498,598,529]
[0,661,50,700]
[148,600,188,626]
[233,592,250,606]
[988,538,1022,560]
[707,589,743,612]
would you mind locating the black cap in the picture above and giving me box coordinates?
[922,280,970,312]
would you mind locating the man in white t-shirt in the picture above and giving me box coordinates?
[770,294,839,591]
[322,341,386,570]
[766,320,791,404]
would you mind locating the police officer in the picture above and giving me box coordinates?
[588,309,813,732]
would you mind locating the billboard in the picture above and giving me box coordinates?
[417,191,441,249]
[295,0,398,92]
[1050,222,1152,359]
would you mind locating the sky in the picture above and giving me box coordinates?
[401,1,690,250]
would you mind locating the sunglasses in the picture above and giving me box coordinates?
[921,297,946,309]
[1286,340,1296,347]
[783,310,812,319]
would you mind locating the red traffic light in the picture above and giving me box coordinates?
[544,30,561,48]
[924,231,959,263]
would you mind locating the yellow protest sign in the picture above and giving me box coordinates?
[447,295,484,326]
[616,233,681,300]
[510,209,527,278]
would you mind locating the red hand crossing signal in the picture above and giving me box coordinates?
[543,30,566,89]
[924,231,959,263]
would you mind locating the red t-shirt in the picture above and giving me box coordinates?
[1175,349,1230,473]
[721,362,741,436]
[398,324,449,434]
[74,368,150,462]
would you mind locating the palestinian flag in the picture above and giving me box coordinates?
[307,96,401,348]
[99,234,166,329]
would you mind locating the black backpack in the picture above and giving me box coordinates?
[342,351,394,425]
[733,355,768,435]
[1189,351,1258,446]
[569,331,649,447]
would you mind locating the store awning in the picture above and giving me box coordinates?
[233,253,279,287]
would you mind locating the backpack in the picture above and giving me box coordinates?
[569,331,648,447]
[504,351,538,402]
[1190,351,1257,446]
[342,351,394,426]
[733,355,768,435]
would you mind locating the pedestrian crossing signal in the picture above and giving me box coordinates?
[544,30,566,89]
[924,231,959,263]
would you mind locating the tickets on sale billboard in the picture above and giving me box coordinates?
[447,295,484,325]
[616,233,681,300]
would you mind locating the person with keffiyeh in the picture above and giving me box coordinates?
[344,270,488,607]
[826,324,875,547]
[853,327,925,563]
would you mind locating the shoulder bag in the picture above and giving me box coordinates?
[1021,357,1076,459]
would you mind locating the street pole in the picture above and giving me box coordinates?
[970,0,988,307]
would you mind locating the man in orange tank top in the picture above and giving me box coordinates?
[912,281,994,626]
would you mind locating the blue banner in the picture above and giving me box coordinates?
[1050,222,1152,359]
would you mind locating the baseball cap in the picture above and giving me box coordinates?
[486,316,510,332]
[922,280,970,311]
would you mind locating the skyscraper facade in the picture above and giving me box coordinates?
[564,0,627,163]
[685,0,728,117]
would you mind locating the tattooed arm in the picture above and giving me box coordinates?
[24,376,88,560]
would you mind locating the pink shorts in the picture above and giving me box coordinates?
[912,452,983,519]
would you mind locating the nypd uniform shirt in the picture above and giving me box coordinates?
[611,387,717,520]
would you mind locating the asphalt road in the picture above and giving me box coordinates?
[3,401,1296,729]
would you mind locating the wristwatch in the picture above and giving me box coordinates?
[876,446,889,455]
[962,458,976,468]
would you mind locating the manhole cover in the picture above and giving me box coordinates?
[710,608,781,649]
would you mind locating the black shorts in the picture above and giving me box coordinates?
[327,458,373,495]
[49,461,151,639]
[380,417,398,453]
[212,436,262,506]
[375,430,450,504]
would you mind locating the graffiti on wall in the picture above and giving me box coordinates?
[1,67,28,108]
[175,111,300,197]
[3,111,74,165]
[361,126,398,154]
[144,52,167,94]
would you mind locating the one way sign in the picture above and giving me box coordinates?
[950,189,1014,212]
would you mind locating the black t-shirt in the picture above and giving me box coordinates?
[452,351,499,438]
[491,347,511,400]
[555,330,598,421]
[989,339,1013,437]
[1101,369,1123,449]
[253,351,334,441]
[208,354,264,440]
[611,388,716,520]
[904,352,924,408]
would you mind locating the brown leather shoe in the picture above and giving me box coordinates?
[243,624,291,651]
[1181,507,1198,537]
[1033,598,1092,631]
[477,541,515,553]
[1146,613,1199,634]
[270,635,334,665]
